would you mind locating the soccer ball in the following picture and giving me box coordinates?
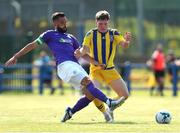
[155,110,172,124]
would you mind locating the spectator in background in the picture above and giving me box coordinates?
[166,49,176,83]
[150,44,166,96]
[146,59,157,96]
[166,49,180,88]
[34,51,55,95]
[0,65,4,93]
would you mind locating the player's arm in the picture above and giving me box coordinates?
[5,31,49,66]
[74,30,92,58]
[74,45,90,58]
[5,41,38,66]
[82,54,106,69]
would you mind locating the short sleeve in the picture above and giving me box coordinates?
[113,30,125,44]
[82,30,92,47]
[35,31,50,45]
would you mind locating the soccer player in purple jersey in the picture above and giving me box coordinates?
[5,12,125,123]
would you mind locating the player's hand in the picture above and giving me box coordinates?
[98,64,106,69]
[96,63,106,70]
[5,56,17,66]
[124,32,131,42]
[74,48,82,58]
[121,32,131,47]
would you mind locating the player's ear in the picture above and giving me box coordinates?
[52,20,57,27]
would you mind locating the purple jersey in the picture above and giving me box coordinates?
[35,30,80,65]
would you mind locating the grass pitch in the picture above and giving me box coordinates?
[0,90,180,133]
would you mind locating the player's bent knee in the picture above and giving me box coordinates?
[81,86,95,101]
[80,77,97,101]
[81,77,91,86]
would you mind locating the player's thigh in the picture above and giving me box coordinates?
[90,70,103,85]
[108,78,129,98]
[102,69,121,84]
[90,70,105,88]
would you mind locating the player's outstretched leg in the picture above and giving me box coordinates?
[61,96,91,122]
[61,77,125,123]
[61,97,124,123]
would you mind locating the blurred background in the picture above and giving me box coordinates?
[0,0,179,95]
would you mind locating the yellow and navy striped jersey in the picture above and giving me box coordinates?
[83,28,125,71]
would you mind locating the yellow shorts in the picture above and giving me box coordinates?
[90,68,121,84]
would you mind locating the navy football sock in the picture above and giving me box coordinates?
[71,96,91,114]
[86,82,108,103]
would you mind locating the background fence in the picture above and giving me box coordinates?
[0,63,179,96]
[0,0,180,95]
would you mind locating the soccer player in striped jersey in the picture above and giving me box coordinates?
[5,12,125,123]
[74,10,131,122]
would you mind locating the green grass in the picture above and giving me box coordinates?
[0,90,180,133]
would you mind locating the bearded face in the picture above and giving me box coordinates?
[54,16,68,33]
[57,26,67,33]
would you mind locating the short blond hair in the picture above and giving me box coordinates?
[95,10,110,20]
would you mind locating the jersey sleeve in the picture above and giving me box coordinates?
[82,30,92,47]
[69,34,80,50]
[35,31,50,45]
[113,30,125,44]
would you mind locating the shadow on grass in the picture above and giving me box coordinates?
[65,121,141,125]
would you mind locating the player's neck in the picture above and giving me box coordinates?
[97,29,108,34]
